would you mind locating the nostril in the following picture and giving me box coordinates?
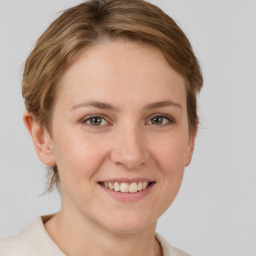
[110,152,149,171]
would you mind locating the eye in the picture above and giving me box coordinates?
[82,115,108,127]
[147,114,174,126]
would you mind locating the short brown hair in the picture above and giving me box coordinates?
[22,0,203,192]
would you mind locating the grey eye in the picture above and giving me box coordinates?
[151,116,164,125]
[148,115,173,125]
[84,116,107,126]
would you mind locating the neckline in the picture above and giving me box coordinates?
[38,214,166,256]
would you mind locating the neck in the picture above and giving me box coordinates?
[45,207,162,256]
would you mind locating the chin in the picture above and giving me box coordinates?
[107,222,155,235]
[99,210,158,235]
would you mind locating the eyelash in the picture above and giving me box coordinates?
[146,114,175,126]
[81,114,175,128]
[81,115,110,128]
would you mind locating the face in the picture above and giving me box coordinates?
[35,41,196,234]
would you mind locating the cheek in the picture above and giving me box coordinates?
[150,132,189,207]
[52,131,108,187]
[157,140,186,189]
[151,132,189,174]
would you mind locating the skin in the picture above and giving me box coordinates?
[24,41,197,256]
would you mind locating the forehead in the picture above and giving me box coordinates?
[55,41,186,108]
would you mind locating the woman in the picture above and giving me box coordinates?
[0,0,203,255]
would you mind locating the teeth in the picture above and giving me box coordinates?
[114,182,120,191]
[129,182,138,193]
[137,182,143,191]
[120,183,129,192]
[101,181,150,193]
[142,181,148,190]
[109,182,114,190]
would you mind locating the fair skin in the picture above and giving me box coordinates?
[24,41,197,256]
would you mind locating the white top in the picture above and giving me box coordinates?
[0,215,190,256]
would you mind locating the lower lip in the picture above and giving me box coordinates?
[99,183,155,202]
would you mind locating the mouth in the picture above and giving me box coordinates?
[98,181,154,193]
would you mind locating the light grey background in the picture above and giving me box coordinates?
[0,1,255,255]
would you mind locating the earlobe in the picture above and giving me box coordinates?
[23,110,56,166]
[185,124,198,167]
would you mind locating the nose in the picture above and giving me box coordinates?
[110,125,150,170]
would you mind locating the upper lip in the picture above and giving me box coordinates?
[98,178,155,184]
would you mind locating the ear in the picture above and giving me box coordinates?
[185,124,198,167]
[23,110,56,166]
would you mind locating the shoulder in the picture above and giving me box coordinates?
[155,233,191,256]
[0,215,65,256]
[0,218,41,256]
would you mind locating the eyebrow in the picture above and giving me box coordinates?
[71,101,118,111]
[70,100,182,112]
[143,100,182,111]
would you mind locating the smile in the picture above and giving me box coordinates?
[99,181,153,193]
